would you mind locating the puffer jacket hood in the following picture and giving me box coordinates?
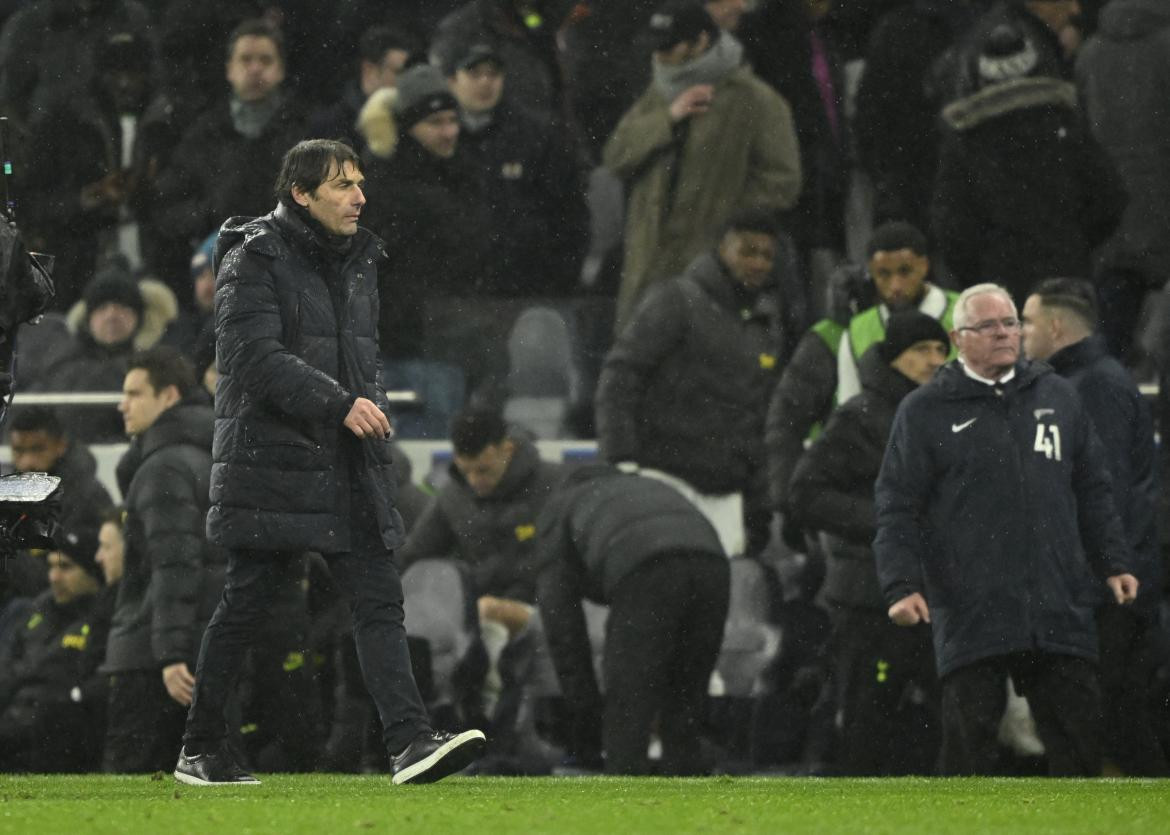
[942,76,1077,131]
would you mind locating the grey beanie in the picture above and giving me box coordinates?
[394,64,458,130]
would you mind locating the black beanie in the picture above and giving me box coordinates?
[977,24,1039,85]
[879,311,950,363]
[55,522,102,582]
[394,64,458,131]
[84,267,144,318]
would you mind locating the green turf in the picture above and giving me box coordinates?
[0,775,1166,835]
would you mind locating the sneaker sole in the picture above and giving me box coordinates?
[392,730,487,785]
[173,769,262,787]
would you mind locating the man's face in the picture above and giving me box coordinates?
[869,248,929,311]
[450,62,505,114]
[96,520,125,585]
[88,302,139,347]
[409,110,460,158]
[194,267,216,313]
[226,34,284,102]
[1026,0,1081,34]
[953,292,1021,378]
[100,68,148,114]
[706,0,747,31]
[293,160,366,237]
[891,339,948,385]
[1020,294,1058,361]
[654,33,711,67]
[8,429,67,473]
[118,368,177,437]
[717,229,777,290]
[453,439,515,498]
[48,552,99,605]
[361,47,409,96]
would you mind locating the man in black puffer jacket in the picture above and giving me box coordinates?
[175,140,484,787]
[1022,278,1167,776]
[875,283,1137,776]
[595,207,788,557]
[533,464,728,775]
[102,346,223,774]
[789,312,949,775]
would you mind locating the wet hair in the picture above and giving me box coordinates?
[866,221,929,259]
[227,19,285,64]
[1031,277,1098,329]
[7,406,64,438]
[718,206,781,240]
[273,139,361,202]
[450,408,508,457]
[127,345,196,399]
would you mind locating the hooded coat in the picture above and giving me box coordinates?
[104,400,223,672]
[205,203,403,554]
[874,360,1130,676]
[1076,0,1170,284]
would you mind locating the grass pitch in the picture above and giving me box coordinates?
[0,774,1166,835]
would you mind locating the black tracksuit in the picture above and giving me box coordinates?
[533,465,728,774]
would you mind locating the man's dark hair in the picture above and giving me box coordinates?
[274,139,362,202]
[866,221,929,258]
[227,19,285,63]
[450,409,508,457]
[718,207,781,240]
[7,406,63,437]
[128,345,196,398]
[359,25,413,65]
[1032,277,1098,329]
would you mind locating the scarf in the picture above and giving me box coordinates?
[653,32,744,104]
[230,91,283,139]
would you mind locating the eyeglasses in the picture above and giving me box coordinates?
[958,318,1021,335]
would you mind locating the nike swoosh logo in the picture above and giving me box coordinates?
[952,418,977,433]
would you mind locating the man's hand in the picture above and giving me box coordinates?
[669,84,714,122]
[1106,573,1139,605]
[478,595,533,637]
[343,397,392,439]
[163,662,195,706]
[888,592,931,626]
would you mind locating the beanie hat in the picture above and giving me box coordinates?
[445,41,504,77]
[83,265,144,318]
[648,0,719,52]
[393,64,458,130]
[55,522,102,581]
[977,24,1039,85]
[879,311,950,363]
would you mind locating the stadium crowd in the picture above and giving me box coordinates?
[2,0,1170,779]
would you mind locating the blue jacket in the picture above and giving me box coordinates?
[874,359,1129,676]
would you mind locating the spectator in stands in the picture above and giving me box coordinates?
[102,346,223,774]
[604,1,801,328]
[21,30,173,310]
[431,0,572,126]
[358,64,494,434]
[162,233,218,393]
[931,22,1124,303]
[0,521,114,772]
[33,264,178,444]
[153,19,305,254]
[853,0,989,230]
[1021,278,1168,776]
[95,508,125,588]
[534,464,729,774]
[398,409,565,737]
[445,40,589,297]
[307,25,414,156]
[595,207,786,557]
[788,312,948,775]
[874,283,1137,776]
[1076,1,1170,362]
[0,0,151,126]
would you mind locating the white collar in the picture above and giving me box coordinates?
[959,358,1016,385]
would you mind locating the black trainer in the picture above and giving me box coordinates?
[391,729,487,785]
[174,745,261,786]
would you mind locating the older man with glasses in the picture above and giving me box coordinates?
[873,282,1138,776]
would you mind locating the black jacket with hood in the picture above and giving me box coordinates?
[206,203,403,555]
[874,360,1130,676]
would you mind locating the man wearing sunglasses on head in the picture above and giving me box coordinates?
[873,282,1137,777]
